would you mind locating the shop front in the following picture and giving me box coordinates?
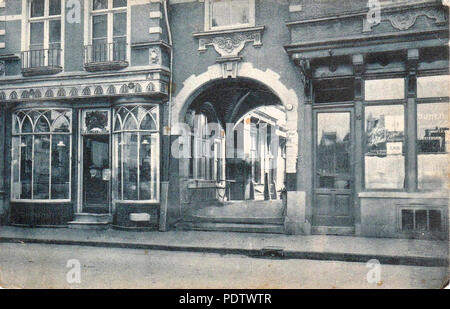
[5,99,163,230]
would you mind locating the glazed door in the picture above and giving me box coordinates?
[313,110,354,227]
[80,109,111,214]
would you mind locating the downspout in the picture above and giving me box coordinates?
[159,0,173,231]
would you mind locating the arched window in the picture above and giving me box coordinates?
[11,109,72,201]
[113,105,159,201]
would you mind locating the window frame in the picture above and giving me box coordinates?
[112,104,160,203]
[415,96,449,192]
[84,0,130,62]
[204,0,255,32]
[25,0,64,68]
[11,108,73,202]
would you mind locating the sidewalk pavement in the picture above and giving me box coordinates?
[0,225,448,267]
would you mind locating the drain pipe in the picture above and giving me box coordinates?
[159,0,173,231]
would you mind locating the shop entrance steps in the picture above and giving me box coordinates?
[68,213,112,230]
[175,200,285,234]
[175,222,285,234]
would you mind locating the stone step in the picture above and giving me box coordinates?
[68,221,110,230]
[175,222,285,234]
[185,215,284,225]
[73,213,112,223]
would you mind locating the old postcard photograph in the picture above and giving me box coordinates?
[0,0,448,291]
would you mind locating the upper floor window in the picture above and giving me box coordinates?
[85,0,128,66]
[23,0,62,71]
[205,0,255,31]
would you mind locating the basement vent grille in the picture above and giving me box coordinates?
[401,209,442,232]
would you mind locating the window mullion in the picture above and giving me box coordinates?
[137,132,140,200]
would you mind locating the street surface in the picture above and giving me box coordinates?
[0,243,447,289]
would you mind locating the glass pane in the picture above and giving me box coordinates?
[316,113,351,189]
[365,79,405,101]
[31,0,45,17]
[51,110,71,132]
[93,0,108,10]
[49,0,62,15]
[115,134,122,199]
[35,115,51,132]
[113,0,127,8]
[22,116,33,133]
[51,135,70,199]
[113,12,127,37]
[20,136,33,199]
[93,14,107,39]
[140,113,156,130]
[365,105,405,189]
[33,135,50,199]
[211,0,230,27]
[123,114,138,130]
[139,134,158,200]
[417,103,449,190]
[230,0,249,25]
[122,132,138,200]
[30,22,44,48]
[11,137,21,199]
[49,20,61,44]
[417,75,450,98]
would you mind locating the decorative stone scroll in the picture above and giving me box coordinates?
[364,7,447,32]
[194,26,264,58]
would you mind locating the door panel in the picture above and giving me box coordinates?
[313,111,354,228]
[82,134,110,213]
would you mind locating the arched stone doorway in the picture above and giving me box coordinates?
[169,63,301,233]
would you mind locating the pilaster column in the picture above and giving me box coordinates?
[352,54,364,235]
[406,49,419,192]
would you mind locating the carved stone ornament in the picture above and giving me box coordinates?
[195,26,264,58]
[364,7,446,32]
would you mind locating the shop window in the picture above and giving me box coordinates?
[85,0,128,65]
[205,0,255,31]
[11,109,72,201]
[365,78,405,101]
[23,0,62,70]
[113,105,159,201]
[364,105,405,189]
[417,75,450,98]
[401,208,442,232]
[417,102,449,190]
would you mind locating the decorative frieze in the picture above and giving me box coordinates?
[0,80,169,102]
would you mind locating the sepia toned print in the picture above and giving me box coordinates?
[0,0,448,290]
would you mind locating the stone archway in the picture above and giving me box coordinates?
[172,62,299,175]
[169,62,305,234]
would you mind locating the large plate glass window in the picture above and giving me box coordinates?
[417,102,449,190]
[113,105,159,201]
[11,109,72,201]
[364,105,405,189]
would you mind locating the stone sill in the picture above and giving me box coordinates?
[84,61,129,72]
[192,25,265,38]
[22,66,62,77]
[359,191,449,199]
